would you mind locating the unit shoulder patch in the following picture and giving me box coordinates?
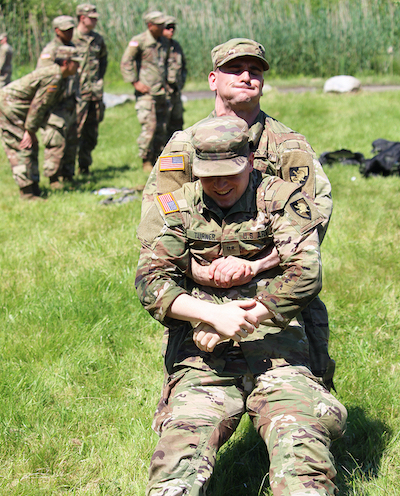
[289,166,309,186]
[290,198,312,220]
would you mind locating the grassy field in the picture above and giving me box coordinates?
[0,87,400,495]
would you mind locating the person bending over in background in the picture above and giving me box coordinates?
[0,46,81,200]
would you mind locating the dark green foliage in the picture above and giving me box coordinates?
[4,0,400,80]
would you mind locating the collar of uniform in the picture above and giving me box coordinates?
[200,170,262,219]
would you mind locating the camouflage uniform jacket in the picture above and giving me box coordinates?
[0,64,67,134]
[36,38,79,107]
[72,28,107,101]
[166,38,186,95]
[0,42,13,87]
[136,170,323,375]
[142,110,332,242]
[120,30,169,97]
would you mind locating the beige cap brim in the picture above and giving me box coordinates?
[193,156,248,178]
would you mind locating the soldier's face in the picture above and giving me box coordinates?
[82,15,97,30]
[148,22,165,39]
[56,28,74,44]
[163,25,175,40]
[200,159,254,210]
[209,56,264,110]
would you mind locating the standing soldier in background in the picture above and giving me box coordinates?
[0,32,13,88]
[37,16,79,188]
[163,16,187,140]
[73,3,107,175]
[120,11,169,173]
[0,46,81,200]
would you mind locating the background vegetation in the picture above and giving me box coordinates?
[3,0,400,82]
[0,88,400,494]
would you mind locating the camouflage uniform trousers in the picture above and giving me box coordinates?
[166,91,184,141]
[147,364,347,496]
[0,110,39,188]
[135,93,168,163]
[76,99,105,170]
[41,101,78,179]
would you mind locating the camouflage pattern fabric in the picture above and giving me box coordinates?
[135,94,168,161]
[136,172,346,495]
[0,42,13,88]
[73,27,107,169]
[0,64,67,187]
[120,29,169,162]
[140,110,335,386]
[136,171,323,372]
[147,366,347,496]
[37,38,79,178]
[165,38,186,140]
[120,29,169,96]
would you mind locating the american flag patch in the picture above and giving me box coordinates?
[47,84,58,92]
[157,193,179,214]
[159,154,185,171]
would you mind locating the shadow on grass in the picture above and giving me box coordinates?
[40,165,136,196]
[333,405,390,494]
[207,406,389,496]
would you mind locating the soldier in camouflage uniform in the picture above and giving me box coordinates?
[136,116,347,496]
[0,46,81,200]
[0,32,13,88]
[73,3,107,174]
[37,15,79,188]
[163,16,187,140]
[141,38,336,391]
[120,11,169,172]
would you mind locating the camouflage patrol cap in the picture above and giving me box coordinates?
[55,46,82,62]
[76,4,100,18]
[52,15,75,31]
[0,33,7,41]
[211,38,269,71]
[164,15,177,27]
[144,11,166,25]
[192,116,250,177]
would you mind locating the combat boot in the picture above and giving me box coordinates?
[20,184,45,201]
[78,166,89,175]
[49,175,63,190]
[142,159,153,173]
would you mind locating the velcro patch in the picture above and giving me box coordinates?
[129,40,139,47]
[159,154,185,171]
[40,53,52,59]
[290,198,311,220]
[289,166,309,186]
[47,84,58,92]
[157,193,179,214]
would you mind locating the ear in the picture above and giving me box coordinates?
[208,71,217,91]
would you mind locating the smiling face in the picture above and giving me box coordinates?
[209,56,264,114]
[200,157,254,210]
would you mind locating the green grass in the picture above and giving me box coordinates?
[1,88,400,494]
